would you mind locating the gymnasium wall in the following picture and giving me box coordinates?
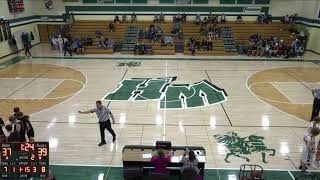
[298,0,320,54]
[269,0,303,16]
[0,0,64,58]
[0,23,40,58]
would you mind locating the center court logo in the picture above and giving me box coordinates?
[102,77,227,109]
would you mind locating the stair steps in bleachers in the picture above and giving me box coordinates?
[220,27,238,54]
[121,26,138,54]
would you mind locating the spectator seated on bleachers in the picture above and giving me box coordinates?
[71,38,84,55]
[95,30,103,39]
[122,14,127,23]
[194,14,201,25]
[201,25,220,40]
[109,23,115,32]
[174,13,183,22]
[100,37,113,49]
[266,14,272,23]
[138,25,163,42]
[289,14,296,24]
[171,22,182,36]
[237,42,247,55]
[114,15,120,23]
[257,14,265,24]
[131,13,137,23]
[237,15,243,23]
[249,33,260,43]
[258,14,272,24]
[85,36,93,46]
[281,15,290,24]
[200,39,207,51]
[243,32,305,58]
[154,14,160,23]
[182,13,187,22]
[134,42,152,55]
[161,36,174,47]
[202,17,208,25]
[105,38,113,49]
[220,13,226,24]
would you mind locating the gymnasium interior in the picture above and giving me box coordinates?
[1,0,320,179]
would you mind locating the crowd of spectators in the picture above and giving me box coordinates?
[185,24,222,55]
[135,23,174,54]
[257,14,272,24]
[138,24,163,42]
[134,42,153,55]
[99,37,113,49]
[194,13,227,25]
[185,37,214,55]
[281,14,296,24]
[50,34,90,56]
[95,29,114,51]
[238,31,306,58]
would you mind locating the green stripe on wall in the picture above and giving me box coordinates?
[159,0,175,3]
[83,0,98,3]
[237,0,253,4]
[255,0,270,4]
[132,0,148,3]
[220,0,236,4]
[65,6,247,12]
[193,0,209,4]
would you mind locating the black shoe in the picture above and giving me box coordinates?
[98,141,106,146]
[112,136,116,142]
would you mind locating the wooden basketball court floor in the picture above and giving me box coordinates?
[1,49,320,179]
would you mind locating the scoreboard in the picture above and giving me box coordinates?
[0,142,49,179]
[7,0,25,13]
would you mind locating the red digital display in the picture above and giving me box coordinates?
[0,142,49,179]
[7,0,25,13]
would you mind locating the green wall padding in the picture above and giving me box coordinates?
[65,6,246,12]
[220,0,235,4]
[255,0,270,4]
[193,0,209,4]
[116,0,131,3]
[132,0,148,3]
[237,0,253,4]
[159,0,175,4]
[83,0,98,3]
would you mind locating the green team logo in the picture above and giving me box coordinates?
[102,77,227,109]
[214,132,276,163]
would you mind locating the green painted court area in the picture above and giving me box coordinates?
[103,77,227,109]
[48,165,320,180]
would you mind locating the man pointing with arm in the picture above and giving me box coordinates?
[79,100,116,146]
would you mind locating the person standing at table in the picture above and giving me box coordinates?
[181,151,200,174]
[78,100,116,146]
[311,88,320,121]
[151,149,171,175]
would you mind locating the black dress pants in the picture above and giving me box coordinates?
[99,121,116,142]
[311,98,320,121]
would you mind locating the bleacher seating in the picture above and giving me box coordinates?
[181,21,295,56]
[70,21,127,54]
[133,22,176,55]
[69,20,295,56]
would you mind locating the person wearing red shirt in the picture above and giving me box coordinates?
[151,149,171,175]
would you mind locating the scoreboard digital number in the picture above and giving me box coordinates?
[7,0,25,13]
[0,142,49,179]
